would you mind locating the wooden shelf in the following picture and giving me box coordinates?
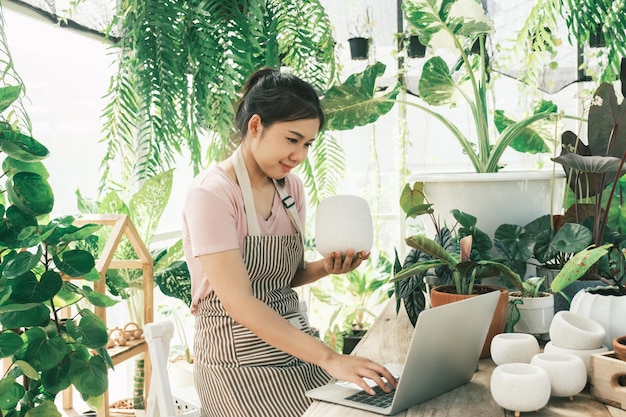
[63,214,153,417]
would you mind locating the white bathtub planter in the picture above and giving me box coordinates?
[490,363,551,417]
[530,353,587,400]
[490,333,540,365]
[315,195,373,257]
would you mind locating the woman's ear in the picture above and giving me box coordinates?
[247,114,263,138]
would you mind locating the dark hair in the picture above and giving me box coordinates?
[235,68,325,139]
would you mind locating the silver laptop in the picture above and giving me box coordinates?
[305,290,499,415]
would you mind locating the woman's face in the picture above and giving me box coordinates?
[250,116,319,179]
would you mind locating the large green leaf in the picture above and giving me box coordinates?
[2,157,49,179]
[588,82,626,159]
[0,378,25,411]
[0,129,49,162]
[0,303,50,328]
[6,172,54,217]
[25,400,61,417]
[0,332,23,358]
[128,169,173,247]
[41,358,71,395]
[321,62,400,131]
[8,270,62,304]
[66,309,109,349]
[53,249,95,278]
[0,85,22,114]
[550,244,612,293]
[418,56,456,106]
[68,354,108,397]
[2,247,42,279]
[15,328,69,371]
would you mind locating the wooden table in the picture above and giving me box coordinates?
[303,297,626,417]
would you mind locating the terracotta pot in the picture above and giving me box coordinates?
[430,285,509,358]
[613,335,626,361]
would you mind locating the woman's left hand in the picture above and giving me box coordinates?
[322,249,370,275]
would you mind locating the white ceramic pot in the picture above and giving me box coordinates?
[543,341,608,377]
[490,333,540,365]
[569,287,626,348]
[315,195,373,257]
[509,293,554,335]
[490,363,551,415]
[549,310,605,350]
[412,170,565,238]
[530,353,587,398]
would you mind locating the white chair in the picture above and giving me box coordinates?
[144,321,201,417]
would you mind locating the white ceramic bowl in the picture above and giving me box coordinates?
[543,341,608,377]
[490,363,551,414]
[549,310,606,350]
[490,333,540,365]
[315,195,373,257]
[530,352,587,398]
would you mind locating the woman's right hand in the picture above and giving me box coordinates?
[321,351,397,395]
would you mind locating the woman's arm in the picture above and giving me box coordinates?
[291,250,370,287]
[199,249,394,395]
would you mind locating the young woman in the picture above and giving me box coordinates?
[182,68,396,417]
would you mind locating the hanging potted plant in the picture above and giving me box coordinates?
[347,9,373,61]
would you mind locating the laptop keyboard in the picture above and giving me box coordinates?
[345,383,396,408]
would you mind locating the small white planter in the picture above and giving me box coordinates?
[509,292,554,336]
[490,333,540,365]
[490,363,551,416]
[549,310,606,350]
[530,352,587,399]
[543,341,608,377]
[315,195,373,257]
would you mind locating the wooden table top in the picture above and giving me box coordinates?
[303,297,626,417]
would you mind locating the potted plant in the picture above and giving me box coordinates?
[506,276,554,337]
[546,63,626,348]
[347,8,373,61]
[0,84,117,415]
[391,187,524,358]
[310,254,391,354]
[399,0,574,236]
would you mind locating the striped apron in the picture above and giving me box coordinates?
[194,148,330,417]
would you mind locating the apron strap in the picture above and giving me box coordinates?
[232,147,261,236]
[231,147,307,262]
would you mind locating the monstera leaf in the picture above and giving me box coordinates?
[322,62,400,131]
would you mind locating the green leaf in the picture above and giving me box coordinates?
[404,235,458,266]
[0,332,23,358]
[0,378,25,410]
[0,129,49,162]
[53,249,96,278]
[14,359,39,380]
[2,157,50,179]
[550,244,612,293]
[418,56,456,106]
[129,170,174,247]
[2,246,42,279]
[15,328,69,371]
[24,400,61,417]
[8,270,62,304]
[0,303,50,328]
[41,358,71,395]
[7,172,54,217]
[82,287,120,308]
[67,309,109,348]
[322,62,400,131]
[68,355,108,397]
[0,85,22,114]
[494,109,550,154]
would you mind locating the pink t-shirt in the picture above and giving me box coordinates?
[182,165,306,312]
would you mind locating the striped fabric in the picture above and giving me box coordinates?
[194,232,330,417]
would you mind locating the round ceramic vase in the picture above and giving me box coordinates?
[490,363,551,415]
[315,195,373,257]
[569,288,626,349]
[490,333,540,365]
[530,353,587,398]
[549,310,605,350]
[543,341,608,376]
